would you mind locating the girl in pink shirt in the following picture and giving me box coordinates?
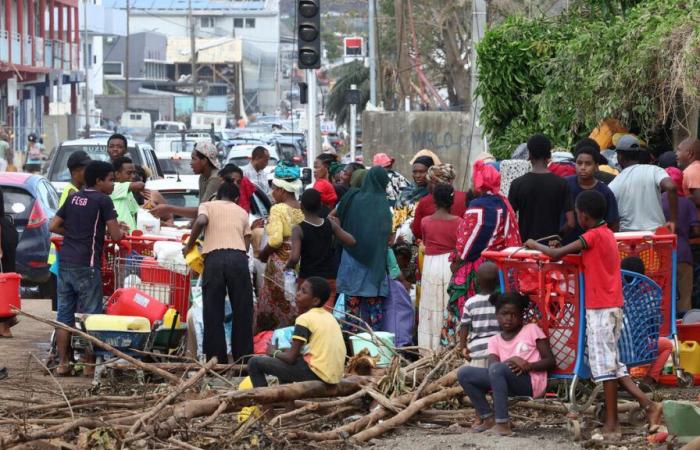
[457,292,555,436]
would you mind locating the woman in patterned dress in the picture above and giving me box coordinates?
[441,161,521,346]
[255,170,304,331]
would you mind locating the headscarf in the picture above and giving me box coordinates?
[665,167,686,196]
[337,166,392,286]
[403,155,435,204]
[313,178,338,208]
[413,156,435,168]
[350,169,367,188]
[410,149,442,166]
[472,160,500,194]
[426,163,456,185]
[236,177,256,213]
[272,177,302,196]
[329,162,345,178]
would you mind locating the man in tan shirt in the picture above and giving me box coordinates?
[184,179,253,362]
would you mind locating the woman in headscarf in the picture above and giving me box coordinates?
[399,151,442,207]
[336,166,393,331]
[442,161,521,347]
[255,164,305,331]
[411,164,468,241]
[329,161,348,200]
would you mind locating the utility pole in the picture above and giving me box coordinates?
[83,0,90,136]
[306,69,318,169]
[368,0,377,106]
[189,0,197,113]
[466,0,487,182]
[349,84,357,162]
[124,0,130,112]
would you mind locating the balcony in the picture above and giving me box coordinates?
[71,44,79,70]
[11,32,21,65]
[23,35,32,66]
[0,30,8,63]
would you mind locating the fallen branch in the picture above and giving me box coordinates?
[128,357,217,436]
[351,386,464,442]
[13,309,181,384]
[111,363,247,373]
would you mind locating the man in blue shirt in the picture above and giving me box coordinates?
[49,161,124,376]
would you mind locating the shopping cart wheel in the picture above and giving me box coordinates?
[677,371,695,388]
[627,406,646,427]
[566,418,582,441]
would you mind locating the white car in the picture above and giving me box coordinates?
[224,144,279,182]
[156,151,195,180]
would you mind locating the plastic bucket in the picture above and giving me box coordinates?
[349,331,396,367]
[105,287,168,325]
[0,273,22,318]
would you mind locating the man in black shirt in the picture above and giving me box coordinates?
[508,134,575,241]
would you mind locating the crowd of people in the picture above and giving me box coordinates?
[2,127,699,439]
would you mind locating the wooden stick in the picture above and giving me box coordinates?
[13,309,181,384]
[111,363,247,373]
[272,389,368,426]
[28,353,75,420]
[128,357,217,436]
[167,437,204,450]
[411,350,454,402]
[351,386,464,442]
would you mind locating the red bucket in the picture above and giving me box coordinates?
[0,273,22,318]
[105,287,168,325]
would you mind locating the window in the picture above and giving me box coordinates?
[245,18,256,28]
[200,16,215,29]
[144,61,167,80]
[233,18,244,28]
[103,61,123,76]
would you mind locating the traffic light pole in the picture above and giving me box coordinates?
[349,84,357,162]
[307,69,318,170]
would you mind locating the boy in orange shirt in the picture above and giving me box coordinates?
[526,190,662,440]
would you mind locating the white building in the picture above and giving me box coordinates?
[103,0,280,114]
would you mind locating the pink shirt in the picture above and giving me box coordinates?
[487,323,548,398]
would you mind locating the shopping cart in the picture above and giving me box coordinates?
[483,247,664,439]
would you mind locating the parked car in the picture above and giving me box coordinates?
[270,135,306,166]
[225,144,279,182]
[46,138,163,195]
[156,152,195,179]
[0,173,59,298]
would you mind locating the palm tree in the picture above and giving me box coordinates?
[326,61,370,127]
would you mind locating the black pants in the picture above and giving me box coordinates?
[247,355,320,387]
[202,249,254,362]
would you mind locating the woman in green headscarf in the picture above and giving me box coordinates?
[336,166,392,330]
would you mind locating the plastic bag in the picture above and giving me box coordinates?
[283,270,297,305]
[189,280,233,358]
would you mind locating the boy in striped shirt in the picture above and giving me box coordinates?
[458,262,500,368]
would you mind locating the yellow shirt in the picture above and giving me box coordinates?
[59,183,79,207]
[293,307,345,384]
[266,203,303,248]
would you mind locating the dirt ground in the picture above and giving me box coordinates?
[2,299,698,449]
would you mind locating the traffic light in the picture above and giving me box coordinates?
[297,0,321,69]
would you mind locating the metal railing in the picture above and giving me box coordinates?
[44,39,53,68]
[23,35,32,66]
[0,30,8,63]
[10,32,21,65]
[35,37,44,67]
[71,43,79,71]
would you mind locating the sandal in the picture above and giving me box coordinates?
[55,364,74,377]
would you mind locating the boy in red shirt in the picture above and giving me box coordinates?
[526,190,662,440]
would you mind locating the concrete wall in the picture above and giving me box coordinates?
[43,115,75,153]
[362,111,479,189]
[95,95,174,123]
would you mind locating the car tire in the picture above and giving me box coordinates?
[40,275,58,307]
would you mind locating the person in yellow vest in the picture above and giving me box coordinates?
[48,151,91,309]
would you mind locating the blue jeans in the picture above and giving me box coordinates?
[57,265,103,326]
[457,362,533,423]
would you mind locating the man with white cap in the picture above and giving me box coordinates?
[608,135,678,232]
[373,152,409,205]
[150,140,222,219]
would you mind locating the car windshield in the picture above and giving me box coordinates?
[221,130,238,140]
[49,145,142,182]
[160,191,199,219]
[171,141,196,153]
[2,187,34,223]
[159,158,194,175]
[228,156,250,167]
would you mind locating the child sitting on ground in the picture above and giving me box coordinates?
[458,292,556,436]
[526,190,663,440]
[620,256,674,388]
[458,262,501,369]
[247,277,345,388]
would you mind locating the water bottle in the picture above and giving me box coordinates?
[283,270,297,306]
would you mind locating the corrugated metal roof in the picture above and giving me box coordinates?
[103,0,267,11]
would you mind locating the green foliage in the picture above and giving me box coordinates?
[322,31,343,62]
[326,61,370,126]
[477,0,700,159]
